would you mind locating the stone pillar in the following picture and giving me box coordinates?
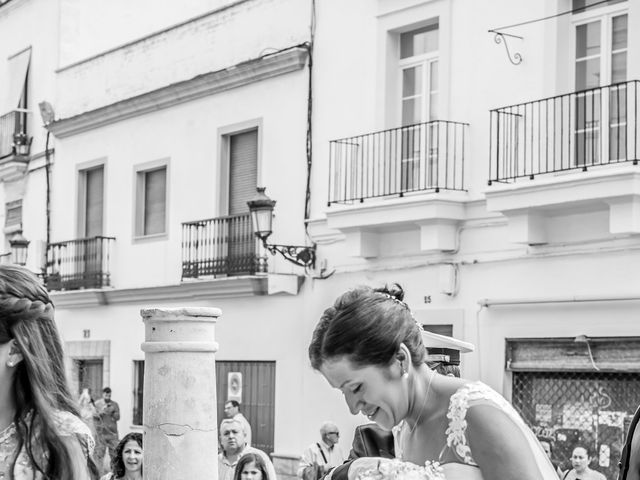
[141,307,221,480]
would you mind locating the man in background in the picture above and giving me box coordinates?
[94,386,120,474]
[224,399,252,447]
[298,422,347,480]
[218,418,276,480]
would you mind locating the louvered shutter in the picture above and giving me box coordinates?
[85,166,104,237]
[229,130,258,215]
[144,167,167,235]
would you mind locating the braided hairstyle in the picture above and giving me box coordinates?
[309,283,425,370]
[0,264,98,479]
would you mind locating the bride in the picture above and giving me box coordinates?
[309,284,557,480]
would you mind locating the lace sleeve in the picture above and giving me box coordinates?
[53,410,96,458]
[445,381,517,466]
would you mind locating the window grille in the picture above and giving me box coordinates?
[512,371,640,479]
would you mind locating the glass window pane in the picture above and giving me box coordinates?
[575,58,600,90]
[612,15,628,50]
[429,93,438,120]
[609,86,626,124]
[430,61,438,92]
[85,167,104,237]
[611,52,626,83]
[576,21,600,59]
[144,167,166,235]
[402,66,422,97]
[402,99,419,126]
[609,126,626,160]
[400,23,438,59]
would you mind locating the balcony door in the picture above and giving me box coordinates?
[227,130,257,275]
[573,7,627,166]
[75,358,103,397]
[76,165,104,288]
[399,22,439,192]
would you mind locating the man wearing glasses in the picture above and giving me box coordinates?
[298,421,346,480]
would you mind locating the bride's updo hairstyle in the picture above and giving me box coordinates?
[309,283,425,370]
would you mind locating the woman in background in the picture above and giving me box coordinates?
[100,432,143,480]
[234,452,271,480]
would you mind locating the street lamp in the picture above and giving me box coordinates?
[9,232,29,266]
[247,187,316,269]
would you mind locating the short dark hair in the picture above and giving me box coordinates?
[309,283,425,370]
[234,453,269,480]
[537,437,553,452]
[225,400,240,408]
[110,432,143,477]
[103,387,112,394]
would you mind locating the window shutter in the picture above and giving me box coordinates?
[84,166,104,237]
[229,130,258,215]
[1,47,31,115]
[5,200,22,229]
[144,167,167,235]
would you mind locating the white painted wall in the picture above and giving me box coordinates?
[2,0,639,463]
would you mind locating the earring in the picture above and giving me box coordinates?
[7,360,14,367]
[400,361,408,378]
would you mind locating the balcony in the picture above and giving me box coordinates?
[45,236,115,291]
[329,120,467,205]
[0,109,32,181]
[182,213,264,279]
[486,81,640,244]
[323,121,469,256]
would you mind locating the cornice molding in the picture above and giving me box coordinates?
[50,273,303,309]
[49,47,308,139]
[0,156,29,182]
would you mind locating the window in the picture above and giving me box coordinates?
[400,23,439,125]
[1,47,31,158]
[78,165,104,237]
[398,21,439,191]
[573,5,628,164]
[4,200,22,230]
[75,359,103,396]
[132,360,144,425]
[508,336,640,479]
[228,129,258,215]
[135,163,167,237]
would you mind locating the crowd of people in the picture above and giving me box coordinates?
[1,264,640,480]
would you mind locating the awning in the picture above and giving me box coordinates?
[1,46,31,116]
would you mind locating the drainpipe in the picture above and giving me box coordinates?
[478,294,640,307]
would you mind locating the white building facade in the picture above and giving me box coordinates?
[0,0,639,477]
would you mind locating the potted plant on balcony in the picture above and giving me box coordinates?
[12,132,31,156]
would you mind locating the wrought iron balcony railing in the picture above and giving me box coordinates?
[0,109,31,159]
[45,236,115,291]
[328,120,468,205]
[182,213,263,279]
[489,80,639,184]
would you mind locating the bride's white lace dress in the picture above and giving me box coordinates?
[396,381,558,480]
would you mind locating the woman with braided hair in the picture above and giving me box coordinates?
[310,283,558,480]
[0,264,99,479]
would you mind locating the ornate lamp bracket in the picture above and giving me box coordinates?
[489,30,523,66]
[260,239,316,269]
